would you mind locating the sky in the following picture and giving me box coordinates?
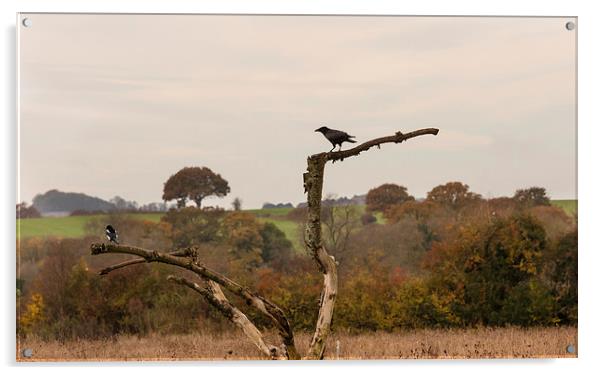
[19,15,577,209]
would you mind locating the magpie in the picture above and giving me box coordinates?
[315,126,357,152]
[105,225,119,244]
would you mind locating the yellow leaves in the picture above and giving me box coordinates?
[465,254,484,271]
[222,212,263,253]
[19,293,45,336]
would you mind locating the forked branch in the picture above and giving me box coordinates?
[168,276,284,359]
[303,127,438,359]
[91,243,299,359]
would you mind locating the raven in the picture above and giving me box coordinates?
[105,225,119,244]
[315,126,356,152]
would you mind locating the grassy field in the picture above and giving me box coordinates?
[17,326,577,361]
[552,199,578,215]
[16,200,576,244]
[17,213,163,239]
[258,217,303,251]
[246,206,303,251]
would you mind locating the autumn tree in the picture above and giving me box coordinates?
[486,197,517,218]
[385,200,442,250]
[90,128,439,359]
[162,167,230,208]
[221,212,265,271]
[385,200,439,223]
[161,207,225,247]
[513,186,551,208]
[366,183,414,212]
[259,222,294,264]
[426,181,481,211]
[545,229,577,324]
[424,214,557,326]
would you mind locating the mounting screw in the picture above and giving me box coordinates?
[565,21,575,31]
[22,348,33,358]
[566,344,575,354]
[22,17,32,28]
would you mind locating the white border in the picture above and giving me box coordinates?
[3,1,601,375]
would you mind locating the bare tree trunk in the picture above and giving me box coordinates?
[91,127,438,360]
[303,154,338,359]
[303,128,439,359]
[193,195,204,208]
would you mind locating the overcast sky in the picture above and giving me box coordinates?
[19,15,576,209]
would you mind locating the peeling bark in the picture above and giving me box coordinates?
[303,154,336,359]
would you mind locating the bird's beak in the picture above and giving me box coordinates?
[314,128,319,132]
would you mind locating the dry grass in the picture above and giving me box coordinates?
[17,326,577,362]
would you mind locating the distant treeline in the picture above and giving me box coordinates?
[294,194,367,209]
[25,189,170,216]
[17,182,576,340]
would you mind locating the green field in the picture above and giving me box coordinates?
[242,207,303,251]
[551,199,578,215]
[16,200,576,247]
[17,213,163,239]
[16,211,297,239]
[257,217,303,251]
[16,209,306,250]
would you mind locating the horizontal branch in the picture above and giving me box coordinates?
[324,128,439,162]
[98,248,199,275]
[99,258,145,275]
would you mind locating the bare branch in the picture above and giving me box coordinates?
[99,258,146,275]
[167,275,284,359]
[91,243,299,359]
[325,128,439,162]
[98,248,199,275]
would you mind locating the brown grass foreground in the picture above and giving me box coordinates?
[18,326,577,361]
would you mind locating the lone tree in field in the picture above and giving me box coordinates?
[366,183,414,213]
[162,166,231,208]
[91,127,438,360]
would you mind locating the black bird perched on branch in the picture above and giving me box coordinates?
[105,225,119,244]
[315,126,356,152]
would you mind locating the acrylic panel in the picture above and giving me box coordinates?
[17,14,577,361]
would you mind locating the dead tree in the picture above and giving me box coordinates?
[90,127,438,360]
